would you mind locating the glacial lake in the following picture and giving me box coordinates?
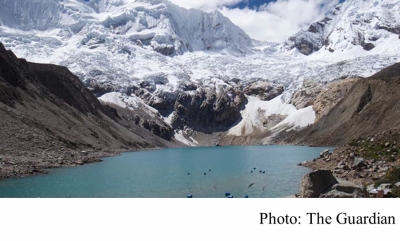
[0,146,330,198]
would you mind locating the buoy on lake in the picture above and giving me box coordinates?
[245,195,249,198]
[227,195,233,198]
[225,192,230,196]
[187,194,193,198]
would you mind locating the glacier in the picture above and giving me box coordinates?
[1,0,400,145]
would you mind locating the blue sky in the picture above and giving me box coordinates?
[229,0,345,9]
[230,0,279,9]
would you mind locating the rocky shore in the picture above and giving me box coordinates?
[302,129,400,184]
[298,129,400,197]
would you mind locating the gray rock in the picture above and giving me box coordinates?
[320,149,330,158]
[299,170,339,198]
[378,166,389,173]
[319,184,367,198]
[243,81,284,101]
[336,161,345,169]
[352,157,366,168]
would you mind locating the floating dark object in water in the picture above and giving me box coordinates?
[225,192,230,196]
[204,173,206,175]
[187,194,193,198]
[245,195,249,198]
[251,171,253,173]
[262,186,265,191]
[248,183,254,188]
[253,168,256,170]
[188,173,190,175]
[209,169,211,171]
[259,170,262,173]
[262,171,265,174]
[227,195,233,198]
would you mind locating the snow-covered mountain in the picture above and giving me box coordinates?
[285,0,400,55]
[1,0,400,145]
[0,0,252,55]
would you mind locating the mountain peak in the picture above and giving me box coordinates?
[0,0,252,55]
[285,0,400,55]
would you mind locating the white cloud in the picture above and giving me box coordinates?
[169,0,340,43]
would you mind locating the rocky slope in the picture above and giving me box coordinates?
[281,62,400,194]
[300,129,400,189]
[283,62,400,146]
[0,42,178,179]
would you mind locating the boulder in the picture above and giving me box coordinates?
[320,149,330,158]
[319,184,367,198]
[336,161,345,169]
[352,157,366,168]
[299,170,339,198]
[74,160,84,165]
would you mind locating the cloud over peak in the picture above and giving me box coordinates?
[169,0,340,42]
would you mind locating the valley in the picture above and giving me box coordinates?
[1,0,400,197]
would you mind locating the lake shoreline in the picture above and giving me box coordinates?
[0,147,164,180]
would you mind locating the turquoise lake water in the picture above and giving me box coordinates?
[0,146,330,198]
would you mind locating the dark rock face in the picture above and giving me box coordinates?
[362,43,375,51]
[171,87,246,133]
[87,80,115,97]
[300,170,339,198]
[141,119,172,141]
[355,85,372,114]
[377,24,400,34]
[29,63,106,117]
[285,17,332,55]
[152,45,175,56]
[243,81,284,101]
[0,46,30,107]
[287,34,324,55]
